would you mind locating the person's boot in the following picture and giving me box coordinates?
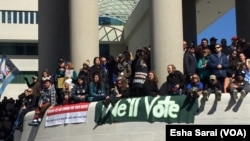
[202,91,208,101]
[240,90,247,100]
[102,100,110,108]
[15,124,23,132]
[215,91,222,101]
[233,90,238,101]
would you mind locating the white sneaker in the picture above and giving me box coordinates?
[37,118,42,123]
[233,90,238,100]
[28,119,39,126]
[240,90,247,100]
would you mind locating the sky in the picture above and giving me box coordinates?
[197,7,236,45]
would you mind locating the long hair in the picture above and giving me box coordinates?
[168,64,176,71]
[92,73,102,89]
[147,70,159,83]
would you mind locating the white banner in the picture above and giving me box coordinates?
[45,102,90,127]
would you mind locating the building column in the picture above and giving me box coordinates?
[69,0,99,72]
[235,0,250,41]
[150,0,183,86]
[182,0,197,43]
[38,0,70,75]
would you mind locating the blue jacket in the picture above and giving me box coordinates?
[207,53,229,78]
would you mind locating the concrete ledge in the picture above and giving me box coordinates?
[15,94,250,141]
[195,93,250,124]
[14,111,39,141]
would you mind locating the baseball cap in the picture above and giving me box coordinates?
[236,70,245,77]
[209,75,216,80]
[32,75,38,79]
[231,36,238,40]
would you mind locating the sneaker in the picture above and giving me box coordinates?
[15,125,23,132]
[233,90,238,101]
[37,118,42,123]
[215,91,222,101]
[202,91,208,101]
[28,119,39,126]
[240,90,247,100]
[102,100,110,108]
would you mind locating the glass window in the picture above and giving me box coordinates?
[8,11,11,23]
[19,12,23,24]
[30,12,34,24]
[2,11,6,23]
[25,11,29,24]
[13,11,17,24]
[36,12,39,24]
[0,43,38,55]
[99,17,124,26]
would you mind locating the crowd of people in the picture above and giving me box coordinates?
[1,35,250,140]
[182,36,250,101]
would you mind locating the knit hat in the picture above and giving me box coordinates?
[65,78,73,85]
[65,78,74,88]
[83,59,90,67]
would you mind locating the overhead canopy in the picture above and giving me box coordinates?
[98,0,141,24]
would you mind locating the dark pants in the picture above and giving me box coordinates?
[17,107,35,127]
[56,88,63,105]
[33,102,51,119]
[217,76,225,92]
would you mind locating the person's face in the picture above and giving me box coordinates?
[82,65,88,72]
[148,72,154,80]
[125,53,131,60]
[117,80,123,87]
[93,75,100,82]
[183,41,187,50]
[78,79,84,84]
[210,79,216,84]
[95,58,100,65]
[191,75,199,82]
[43,71,48,77]
[44,81,51,88]
[232,51,237,57]
[59,62,65,68]
[189,47,195,53]
[201,40,208,47]
[239,53,246,61]
[101,58,107,65]
[221,40,227,45]
[202,50,208,56]
[210,40,217,45]
[65,64,69,68]
[215,45,222,52]
[33,78,38,82]
[24,90,29,96]
[167,65,173,74]
[27,89,33,96]
[236,75,244,81]
[64,83,70,89]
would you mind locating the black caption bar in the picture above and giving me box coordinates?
[166,125,250,140]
